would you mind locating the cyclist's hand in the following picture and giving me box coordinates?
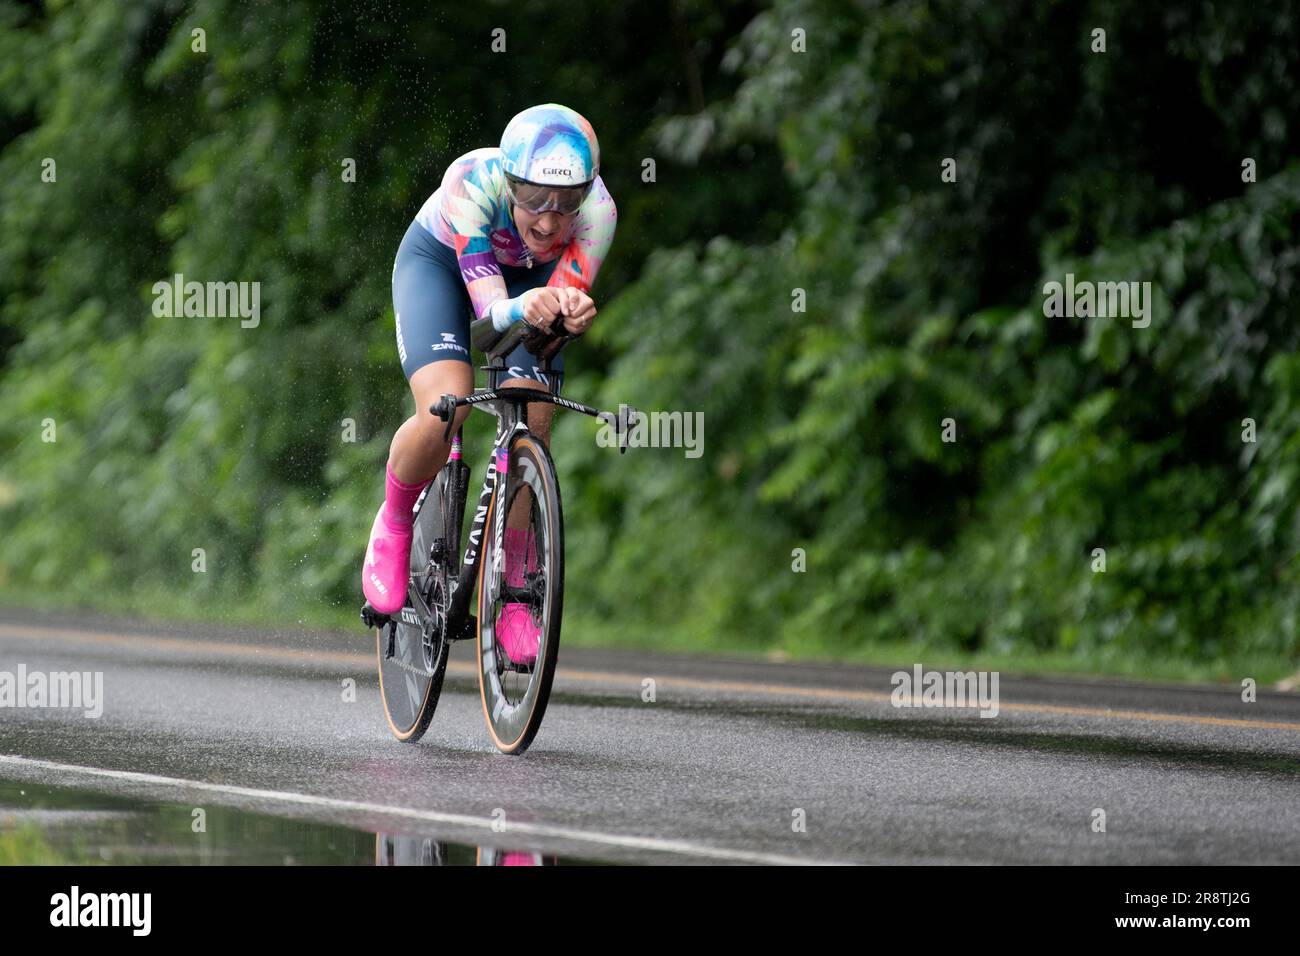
[520,288,562,331]
[558,288,596,335]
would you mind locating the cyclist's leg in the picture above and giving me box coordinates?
[363,222,474,613]
[391,360,473,482]
[391,222,477,481]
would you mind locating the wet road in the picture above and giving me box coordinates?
[1,607,1298,864]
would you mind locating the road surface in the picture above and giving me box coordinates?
[1,608,1297,864]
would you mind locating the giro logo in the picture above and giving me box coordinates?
[541,167,572,178]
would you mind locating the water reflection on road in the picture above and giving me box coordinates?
[0,779,589,866]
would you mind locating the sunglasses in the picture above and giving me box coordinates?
[505,174,593,216]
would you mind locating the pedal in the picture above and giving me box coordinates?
[360,602,391,630]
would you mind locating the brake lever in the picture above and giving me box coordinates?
[431,392,459,444]
[618,405,638,455]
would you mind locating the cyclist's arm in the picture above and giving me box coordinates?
[432,151,518,326]
[548,176,617,297]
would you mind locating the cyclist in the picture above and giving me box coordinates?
[362,103,617,667]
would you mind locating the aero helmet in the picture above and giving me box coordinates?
[500,103,600,189]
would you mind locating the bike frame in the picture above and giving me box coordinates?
[363,324,637,641]
[435,343,633,641]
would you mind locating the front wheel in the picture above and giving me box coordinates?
[476,433,564,755]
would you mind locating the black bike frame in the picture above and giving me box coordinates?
[441,384,612,637]
[361,324,637,637]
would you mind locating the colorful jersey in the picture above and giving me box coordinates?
[415,147,617,322]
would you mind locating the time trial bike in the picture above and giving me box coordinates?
[360,317,637,754]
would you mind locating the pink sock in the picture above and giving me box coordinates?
[504,527,536,587]
[383,463,427,529]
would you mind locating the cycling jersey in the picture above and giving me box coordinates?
[414,147,617,323]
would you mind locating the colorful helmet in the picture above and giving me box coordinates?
[499,103,600,188]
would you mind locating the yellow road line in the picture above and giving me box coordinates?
[0,622,368,667]
[3,622,1298,733]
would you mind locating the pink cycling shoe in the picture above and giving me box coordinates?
[495,527,541,666]
[361,464,426,616]
[362,504,413,615]
[500,852,541,866]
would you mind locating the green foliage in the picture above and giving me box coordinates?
[1,0,1298,671]
[565,0,1300,665]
